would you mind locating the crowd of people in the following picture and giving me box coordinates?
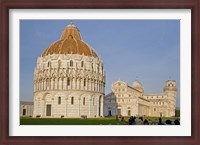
[116,115,180,125]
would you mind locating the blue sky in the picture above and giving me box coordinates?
[20,20,180,107]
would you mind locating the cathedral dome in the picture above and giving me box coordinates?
[42,22,98,58]
[132,80,143,88]
[132,80,144,92]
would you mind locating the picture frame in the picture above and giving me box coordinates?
[1,0,199,144]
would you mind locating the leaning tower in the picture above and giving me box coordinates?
[33,22,105,118]
[163,80,177,117]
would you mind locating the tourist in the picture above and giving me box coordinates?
[143,119,149,125]
[128,116,132,125]
[174,119,180,125]
[158,117,164,125]
[131,116,136,125]
[137,117,143,125]
[128,116,136,125]
[165,120,172,125]
[121,116,124,122]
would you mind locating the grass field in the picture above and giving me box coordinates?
[20,116,180,125]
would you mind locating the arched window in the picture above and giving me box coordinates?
[84,79,86,87]
[48,61,51,67]
[71,97,74,104]
[81,61,84,67]
[91,63,93,70]
[70,60,73,67]
[93,98,95,106]
[46,78,49,88]
[58,97,61,104]
[83,97,85,105]
[67,78,70,86]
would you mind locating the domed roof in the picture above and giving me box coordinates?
[132,80,143,88]
[132,80,144,93]
[42,22,98,58]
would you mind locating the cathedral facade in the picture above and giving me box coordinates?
[104,80,177,117]
[33,23,105,118]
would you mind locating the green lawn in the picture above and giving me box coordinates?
[20,116,180,125]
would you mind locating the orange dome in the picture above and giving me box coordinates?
[42,22,98,58]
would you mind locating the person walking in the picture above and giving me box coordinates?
[137,117,143,125]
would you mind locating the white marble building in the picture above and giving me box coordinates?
[33,22,105,118]
[104,80,177,117]
[20,101,34,117]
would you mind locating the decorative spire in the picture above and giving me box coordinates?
[70,20,73,25]
[67,21,75,27]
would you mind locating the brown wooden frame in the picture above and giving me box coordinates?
[0,0,199,145]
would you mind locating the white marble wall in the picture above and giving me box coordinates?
[33,54,105,118]
[104,80,177,117]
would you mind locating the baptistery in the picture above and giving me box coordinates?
[33,22,105,118]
